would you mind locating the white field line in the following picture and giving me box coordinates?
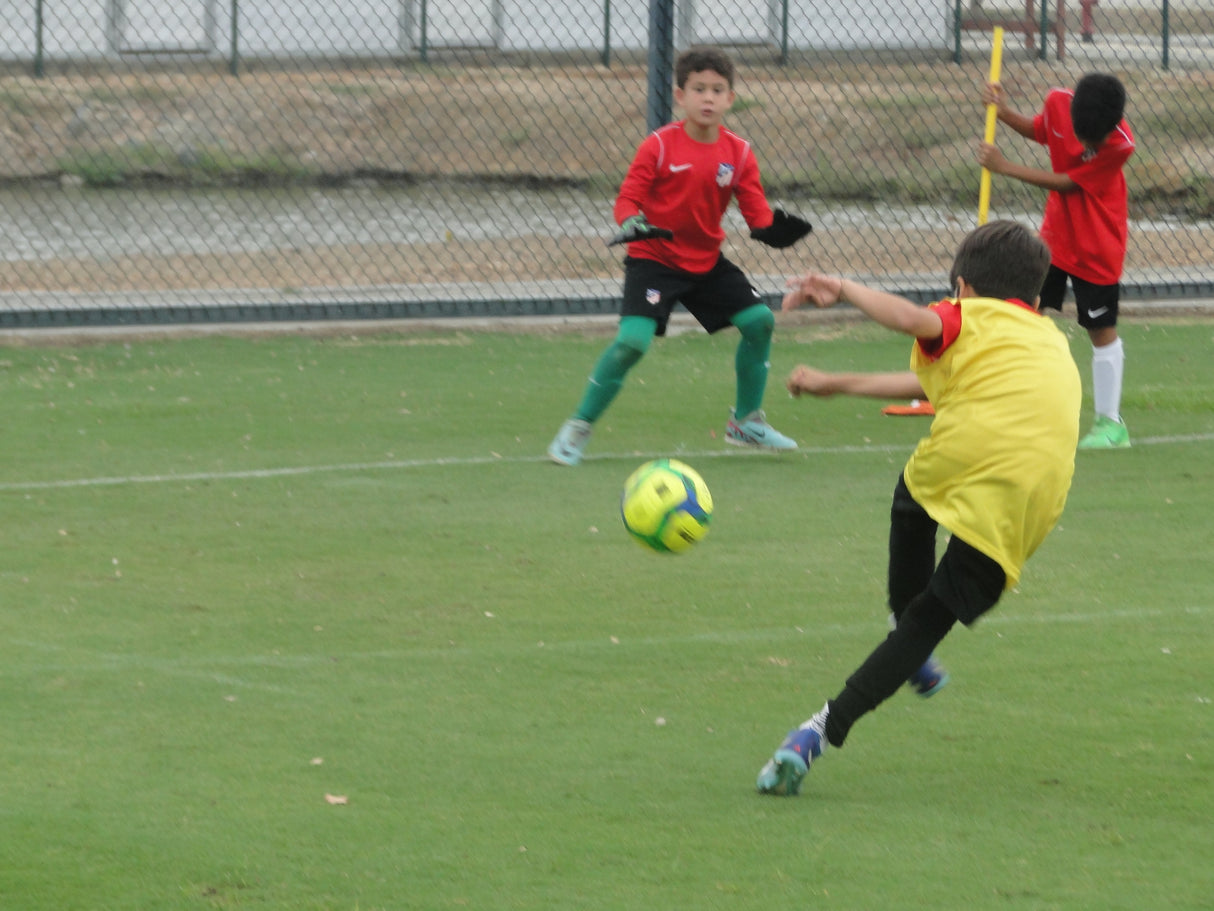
[2,432,1213,493]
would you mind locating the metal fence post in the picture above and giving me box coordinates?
[779,0,790,66]
[602,0,611,67]
[646,0,674,132]
[229,0,240,75]
[420,0,430,64]
[1038,0,1049,60]
[1162,0,1171,70]
[952,0,962,64]
[34,0,45,77]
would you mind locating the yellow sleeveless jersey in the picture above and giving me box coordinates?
[905,297,1081,587]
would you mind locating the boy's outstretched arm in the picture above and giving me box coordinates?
[787,365,925,400]
[782,273,943,342]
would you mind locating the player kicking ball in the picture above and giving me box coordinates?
[547,45,811,466]
[758,221,1080,795]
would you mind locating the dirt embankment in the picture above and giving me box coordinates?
[1,60,1210,294]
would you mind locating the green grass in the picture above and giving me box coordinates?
[55,144,316,188]
[1,319,1212,910]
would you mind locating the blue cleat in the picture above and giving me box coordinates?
[908,654,949,697]
[757,723,824,796]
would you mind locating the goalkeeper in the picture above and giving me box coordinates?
[547,45,812,466]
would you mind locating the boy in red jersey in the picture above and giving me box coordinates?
[547,45,811,466]
[978,72,1135,449]
[756,220,1081,796]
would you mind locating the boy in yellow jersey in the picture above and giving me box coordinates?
[756,220,1081,796]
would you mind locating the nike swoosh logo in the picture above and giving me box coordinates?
[669,163,692,172]
[1087,306,1109,318]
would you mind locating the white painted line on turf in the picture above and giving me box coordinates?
[0,444,899,491]
[0,432,1211,493]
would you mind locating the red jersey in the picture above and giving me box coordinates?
[1033,88,1135,285]
[613,121,773,274]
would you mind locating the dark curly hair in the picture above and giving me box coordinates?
[675,46,735,89]
[1071,73,1127,147]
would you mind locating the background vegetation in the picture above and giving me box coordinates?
[0,3,1211,310]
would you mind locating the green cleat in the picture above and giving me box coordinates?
[1077,415,1130,450]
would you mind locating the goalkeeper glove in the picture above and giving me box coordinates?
[750,208,812,249]
[608,214,674,247]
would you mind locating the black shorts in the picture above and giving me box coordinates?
[888,474,1006,626]
[621,255,762,336]
[1038,264,1120,330]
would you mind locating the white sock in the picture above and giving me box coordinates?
[1091,337,1125,421]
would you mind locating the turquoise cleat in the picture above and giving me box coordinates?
[726,409,797,451]
[547,418,592,466]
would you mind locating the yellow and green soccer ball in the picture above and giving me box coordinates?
[620,459,713,554]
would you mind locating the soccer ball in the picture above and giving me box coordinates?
[620,459,713,554]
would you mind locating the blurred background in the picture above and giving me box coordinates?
[0,0,1210,326]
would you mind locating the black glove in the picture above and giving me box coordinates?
[607,214,674,247]
[750,208,812,249]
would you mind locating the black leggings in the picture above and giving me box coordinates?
[824,475,1006,748]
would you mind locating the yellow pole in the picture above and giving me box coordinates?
[978,26,1004,226]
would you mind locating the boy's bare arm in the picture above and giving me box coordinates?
[787,365,926,399]
[977,143,1077,192]
[782,273,943,341]
[983,82,1035,139]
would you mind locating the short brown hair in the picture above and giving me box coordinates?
[675,46,735,89]
[949,220,1051,304]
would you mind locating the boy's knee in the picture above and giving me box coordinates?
[612,316,656,365]
[900,590,957,641]
[731,303,774,340]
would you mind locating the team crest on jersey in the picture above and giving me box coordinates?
[716,163,735,188]
[646,288,661,306]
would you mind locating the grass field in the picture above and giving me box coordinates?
[1,317,1211,910]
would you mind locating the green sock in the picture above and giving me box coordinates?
[732,304,774,417]
[573,317,654,422]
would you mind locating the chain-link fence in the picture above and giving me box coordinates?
[1,1,1211,327]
